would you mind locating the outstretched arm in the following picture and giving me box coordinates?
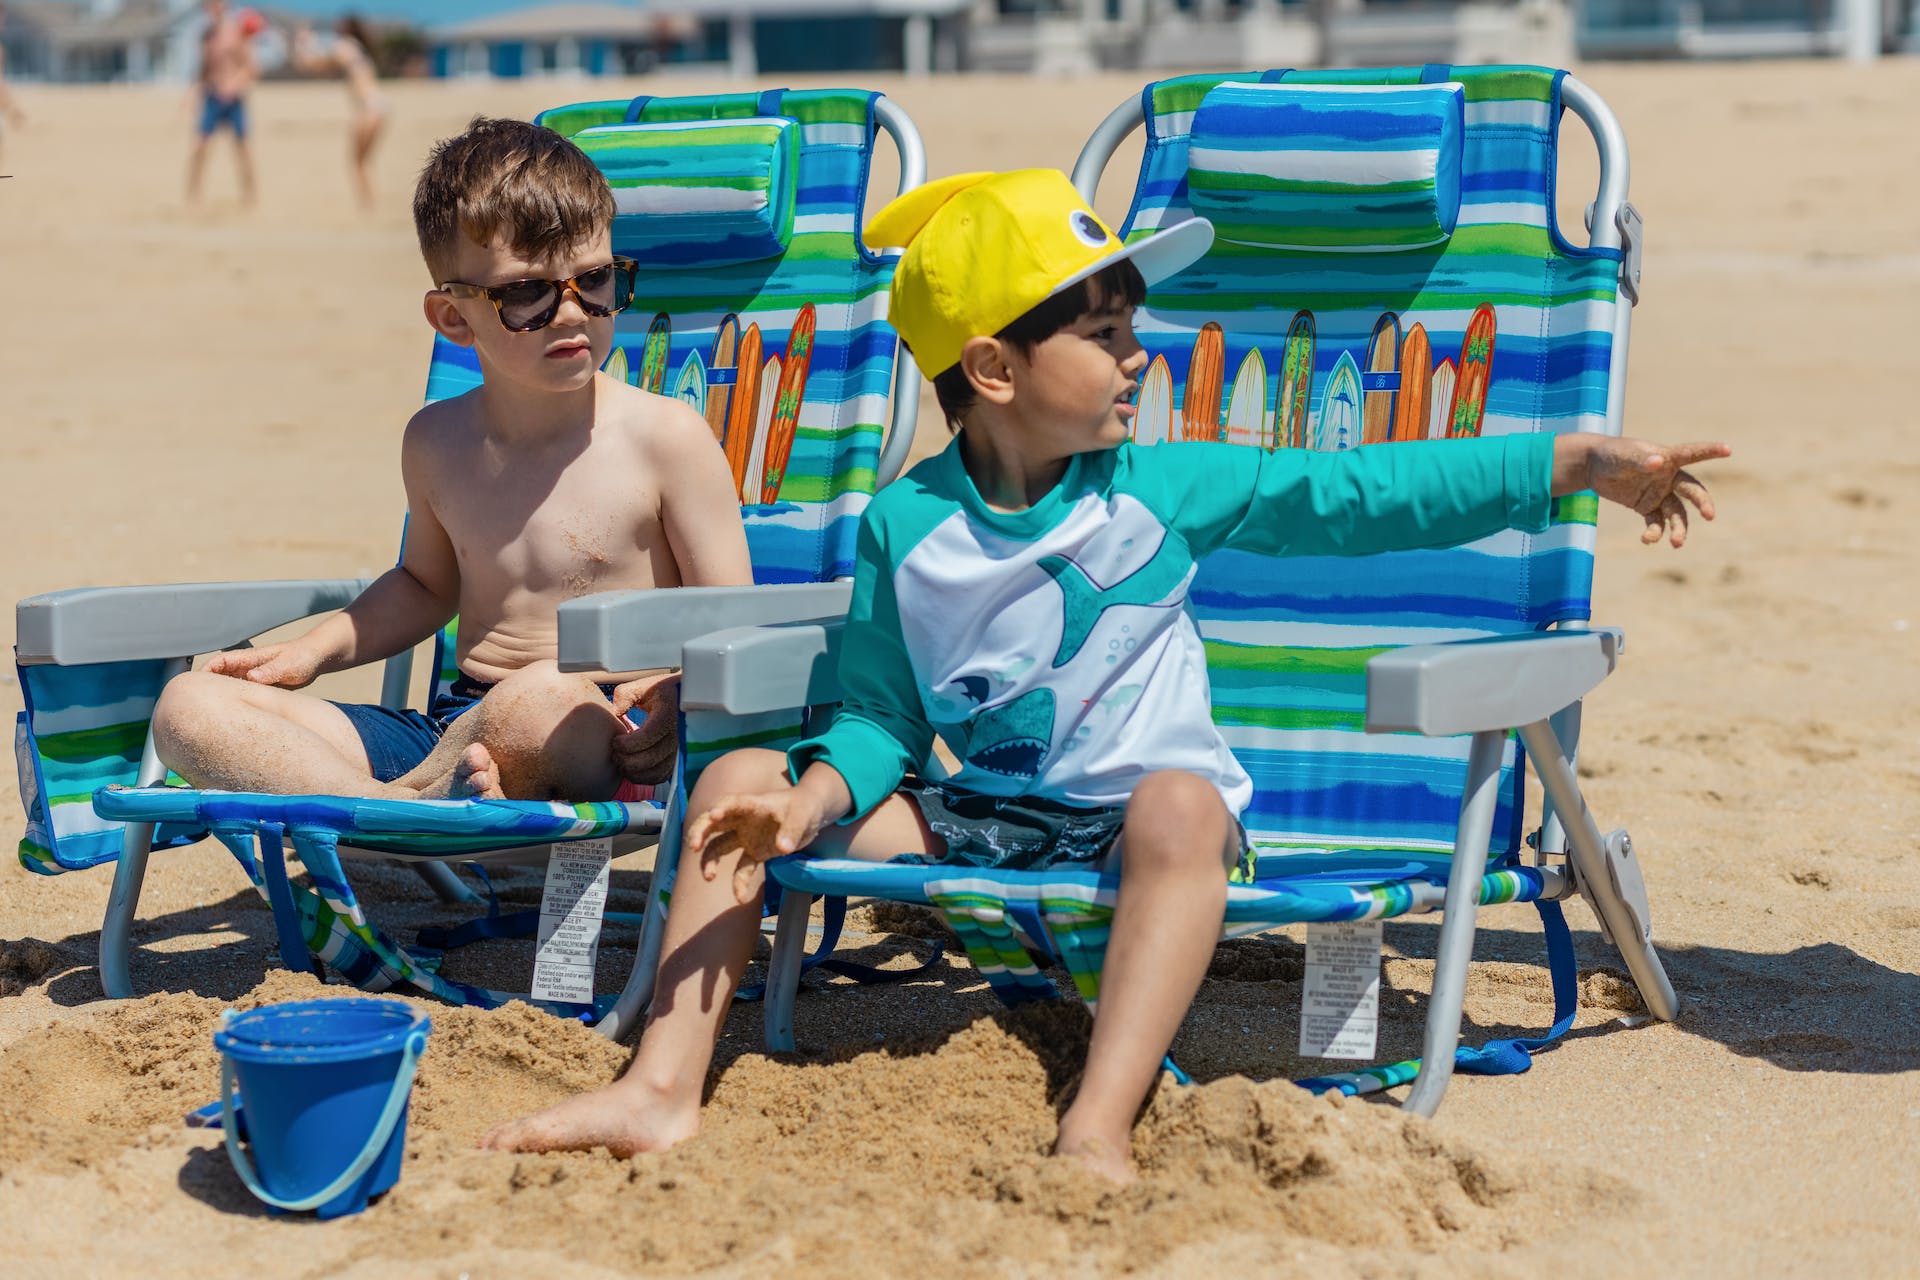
[285,24,337,77]
[1552,435,1730,548]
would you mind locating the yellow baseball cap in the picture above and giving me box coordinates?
[864,169,1214,378]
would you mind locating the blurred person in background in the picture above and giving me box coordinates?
[292,14,389,210]
[0,6,29,167]
[186,0,261,207]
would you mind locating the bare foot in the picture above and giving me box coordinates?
[477,1081,700,1157]
[1052,1133,1136,1186]
[413,744,506,801]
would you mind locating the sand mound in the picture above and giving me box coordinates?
[0,937,83,997]
[0,975,1638,1275]
[0,988,224,1174]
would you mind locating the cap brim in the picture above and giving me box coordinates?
[1048,215,1215,302]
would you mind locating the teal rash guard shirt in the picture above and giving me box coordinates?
[788,433,1555,822]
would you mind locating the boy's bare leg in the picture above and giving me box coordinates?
[390,661,625,802]
[185,136,211,203]
[152,669,405,798]
[1053,770,1234,1185]
[233,133,255,206]
[477,747,940,1156]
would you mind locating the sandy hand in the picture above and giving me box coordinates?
[610,673,679,785]
[687,791,822,904]
[202,642,322,689]
[1586,439,1730,548]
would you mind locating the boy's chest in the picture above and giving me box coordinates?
[895,493,1196,726]
[434,447,663,590]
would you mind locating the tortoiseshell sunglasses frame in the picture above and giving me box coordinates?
[439,256,639,332]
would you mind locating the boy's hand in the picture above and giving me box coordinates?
[204,642,323,689]
[688,790,830,904]
[1556,436,1731,548]
[609,673,679,785]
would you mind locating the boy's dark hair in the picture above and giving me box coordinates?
[412,116,615,283]
[930,259,1149,431]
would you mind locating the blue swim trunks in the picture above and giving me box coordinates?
[331,674,626,784]
[198,90,248,139]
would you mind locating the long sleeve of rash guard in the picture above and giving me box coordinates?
[784,516,933,821]
[1119,433,1556,560]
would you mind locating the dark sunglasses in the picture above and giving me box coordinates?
[440,257,638,333]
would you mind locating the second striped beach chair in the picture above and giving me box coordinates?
[681,64,1676,1113]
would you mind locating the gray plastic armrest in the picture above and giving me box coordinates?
[556,582,851,673]
[681,618,846,716]
[1365,629,1623,737]
[15,579,376,666]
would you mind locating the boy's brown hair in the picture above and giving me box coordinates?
[413,116,616,282]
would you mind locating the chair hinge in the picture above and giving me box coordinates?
[1584,200,1644,306]
[1573,828,1652,949]
[1615,202,1643,305]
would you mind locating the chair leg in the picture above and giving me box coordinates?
[597,883,669,1042]
[764,889,813,1052]
[99,820,155,999]
[1404,729,1504,1118]
[411,860,482,905]
[1518,718,1681,1022]
[597,774,685,1041]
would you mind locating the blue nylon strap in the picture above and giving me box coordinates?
[756,88,787,117]
[1258,68,1292,82]
[1450,898,1578,1075]
[1008,904,1058,965]
[1420,63,1454,83]
[623,94,653,123]
[462,861,500,914]
[1295,897,1579,1096]
[252,822,320,978]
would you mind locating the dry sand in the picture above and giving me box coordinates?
[2,60,1919,1278]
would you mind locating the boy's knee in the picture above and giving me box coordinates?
[490,660,601,716]
[1122,772,1230,870]
[152,670,235,745]
[687,748,790,806]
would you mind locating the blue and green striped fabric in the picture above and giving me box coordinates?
[574,117,799,268]
[764,66,1624,1083]
[1118,64,1614,864]
[1187,82,1464,251]
[93,786,658,1015]
[14,661,194,874]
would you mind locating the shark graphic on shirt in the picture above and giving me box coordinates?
[1036,531,1191,668]
[961,687,1057,779]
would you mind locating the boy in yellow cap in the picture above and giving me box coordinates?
[482,170,1727,1180]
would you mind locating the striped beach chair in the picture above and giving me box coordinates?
[15,88,924,1035]
[689,65,1676,1113]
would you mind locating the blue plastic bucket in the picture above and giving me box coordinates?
[213,998,431,1219]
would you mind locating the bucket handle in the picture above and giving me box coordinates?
[220,1027,428,1214]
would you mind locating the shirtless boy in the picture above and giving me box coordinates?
[151,117,752,801]
[185,0,259,206]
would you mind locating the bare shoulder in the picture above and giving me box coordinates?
[600,376,726,472]
[401,390,478,471]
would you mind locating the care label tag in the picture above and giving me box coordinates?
[529,838,613,1006]
[1299,919,1383,1060]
